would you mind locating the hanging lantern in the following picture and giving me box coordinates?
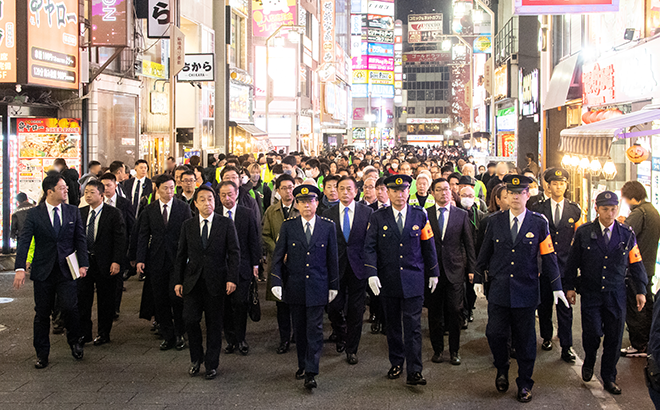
[590,159,602,177]
[587,111,599,123]
[626,144,650,164]
[579,157,590,171]
[602,161,617,180]
[595,110,608,122]
[561,154,572,169]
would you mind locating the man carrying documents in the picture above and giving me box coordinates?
[14,174,89,369]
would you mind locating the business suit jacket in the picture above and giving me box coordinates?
[271,215,340,306]
[427,205,476,284]
[363,205,440,299]
[80,204,127,275]
[15,202,89,280]
[323,202,373,280]
[173,213,241,297]
[114,196,136,239]
[532,198,581,274]
[123,177,153,210]
[262,200,300,301]
[219,205,261,288]
[476,209,561,308]
[136,198,192,276]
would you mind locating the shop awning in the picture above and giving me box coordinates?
[236,123,267,137]
[558,106,660,157]
[543,54,580,111]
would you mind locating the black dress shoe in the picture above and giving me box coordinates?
[336,340,346,353]
[561,347,577,363]
[541,339,553,351]
[160,339,176,351]
[604,381,622,395]
[276,341,289,354]
[52,325,65,335]
[371,321,381,334]
[295,368,305,380]
[93,335,110,346]
[175,336,187,351]
[461,319,468,330]
[225,344,237,354]
[328,332,338,343]
[496,373,509,392]
[150,321,159,332]
[70,342,84,360]
[406,372,427,386]
[582,364,594,382]
[34,358,49,369]
[80,335,93,345]
[517,387,533,403]
[205,369,217,380]
[468,313,474,322]
[387,365,403,379]
[346,353,358,365]
[450,352,461,366]
[139,273,146,281]
[380,325,387,335]
[304,374,317,389]
[431,352,443,363]
[188,362,201,376]
[238,341,249,356]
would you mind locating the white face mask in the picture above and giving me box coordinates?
[391,163,398,170]
[305,169,314,178]
[529,188,539,196]
[241,175,249,185]
[460,197,475,209]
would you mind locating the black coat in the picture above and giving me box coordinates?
[323,202,373,280]
[427,205,476,284]
[114,196,136,239]
[122,177,153,212]
[80,204,127,275]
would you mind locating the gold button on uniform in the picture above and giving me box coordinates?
[511,262,514,265]
[306,264,309,267]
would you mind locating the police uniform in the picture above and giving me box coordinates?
[270,185,339,389]
[364,175,440,386]
[532,168,581,360]
[564,191,647,394]
[476,175,563,403]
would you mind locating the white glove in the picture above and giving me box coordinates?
[368,276,381,296]
[272,286,282,301]
[553,290,570,308]
[329,289,338,303]
[428,277,439,293]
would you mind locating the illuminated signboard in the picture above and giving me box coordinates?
[367,1,394,17]
[408,13,443,44]
[519,69,539,116]
[91,0,129,46]
[368,70,394,85]
[582,63,616,106]
[26,0,79,89]
[367,43,394,57]
[367,56,394,70]
[252,0,297,38]
[352,83,394,98]
[493,64,508,100]
[0,0,16,82]
[353,69,368,84]
[352,55,368,70]
[320,0,335,80]
[402,52,451,63]
[366,28,394,44]
[514,0,619,15]
[367,14,394,30]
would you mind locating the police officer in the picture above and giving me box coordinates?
[271,185,339,390]
[364,174,440,386]
[531,168,581,362]
[564,191,647,395]
[476,175,568,403]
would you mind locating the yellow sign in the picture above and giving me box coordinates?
[141,60,167,79]
[353,70,368,84]
[368,70,394,85]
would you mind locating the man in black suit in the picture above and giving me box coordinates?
[122,159,153,216]
[324,176,373,364]
[426,178,476,365]
[137,174,193,351]
[218,165,261,226]
[217,181,261,355]
[14,175,89,368]
[174,185,240,379]
[78,180,127,345]
[109,161,128,198]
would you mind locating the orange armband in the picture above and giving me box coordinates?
[540,235,555,255]
[629,244,642,264]
[421,220,434,240]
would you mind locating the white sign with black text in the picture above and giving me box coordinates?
[178,53,215,82]
[148,0,171,38]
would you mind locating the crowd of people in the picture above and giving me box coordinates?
[9,146,660,405]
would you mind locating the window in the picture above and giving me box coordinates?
[230,13,244,68]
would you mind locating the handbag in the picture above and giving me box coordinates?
[248,278,261,322]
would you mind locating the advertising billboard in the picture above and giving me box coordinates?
[367,56,394,70]
[408,13,443,44]
[367,42,394,57]
[0,0,16,82]
[514,0,619,15]
[91,0,129,46]
[367,15,394,30]
[365,28,394,44]
[252,0,297,38]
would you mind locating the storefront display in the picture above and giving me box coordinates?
[496,107,516,158]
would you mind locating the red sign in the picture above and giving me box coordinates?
[582,63,616,106]
[402,52,451,63]
[515,0,618,15]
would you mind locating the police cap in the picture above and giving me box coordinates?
[545,168,569,183]
[293,184,321,200]
[595,191,619,207]
[503,174,532,193]
[384,174,412,189]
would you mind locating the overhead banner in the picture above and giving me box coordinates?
[252,0,297,37]
[365,28,394,44]
[367,1,395,16]
[91,0,129,46]
[403,52,451,63]
[178,54,214,82]
[0,0,16,82]
[514,0,619,15]
[148,0,171,38]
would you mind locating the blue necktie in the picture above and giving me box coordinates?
[227,210,232,220]
[53,207,61,235]
[201,220,209,248]
[511,216,519,242]
[343,207,350,242]
[438,207,445,239]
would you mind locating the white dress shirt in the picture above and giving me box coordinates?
[301,214,317,235]
[550,198,565,224]
[377,200,390,209]
[224,204,238,221]
[510,209,526,230]
[159,198,174,223]
[199,212,214,236]
[132,177,145,200]
[599,220,614,241]
[435,204,450,240]
[392,205,407,228]
[86,203,103,242]
[339,201,355,232]
[105,193,117,207]
[45,202,63,227]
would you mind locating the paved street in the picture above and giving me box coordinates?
[0,267,655,410]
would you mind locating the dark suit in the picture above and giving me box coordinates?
[78,204,127,341]
[271,215,339,375]
[15,202,89,359]
[426,205,475,354]
[110,195,135,315]
[137,198,192,343]
[532,198,581,348]
[174,213,240,370]
[219,205,261,347]
[324,201,373,354]
[122,177,153,215]
[364,205,439,376]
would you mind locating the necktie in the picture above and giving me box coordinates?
[201,219,209,248]
[162,204,168,226]
[87,209,96,251]
[397,212,404,234]
[604,227,610,245]
[53,207,61,235]
[343,207,351,242]
[438,208,445,239]
[117,187,125,198]
[283,206,289,219]
[511,216,519,242]
[555,203,561,225]
[305,222,312,244]
[227,210,232,220]
[133,182,141,208]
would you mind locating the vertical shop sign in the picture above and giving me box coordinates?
[0,0,16,82]
[321,0,335,70]
[148,0,171,38]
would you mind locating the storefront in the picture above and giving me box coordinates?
[492,62,518,160]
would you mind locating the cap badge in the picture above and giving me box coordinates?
[512,178,520,185]
[396,178,403,185]
[605,193,611,199]
[555,170,562,176]
[301,187,309,195]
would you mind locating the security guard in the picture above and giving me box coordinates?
[271,185,339,390]
[564,191,647,395]
[476,174,568,403]
[531,168,581,362]
[364,174,440,386]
